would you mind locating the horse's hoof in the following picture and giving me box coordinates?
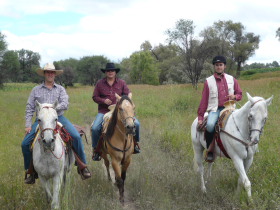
[119,198,124,205]
[202,187,207,193]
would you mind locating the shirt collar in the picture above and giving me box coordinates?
[41,82,58,88]
[102,77,118,84]
[214,72,225,79]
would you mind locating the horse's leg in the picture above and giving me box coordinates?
[103,155,112,181]
[237,156,254,194]
[192,138,206,193]
[111,158,124,204]
[39,176,52,203]
[232,157,252,199]
[51,174,63,209]
[206,162,214,180]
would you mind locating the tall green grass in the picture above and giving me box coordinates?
[0,79,279,209]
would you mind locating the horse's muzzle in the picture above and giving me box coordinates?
[126,125,136,135]
[42,138,55,151]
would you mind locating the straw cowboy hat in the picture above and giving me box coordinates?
[37,63,64,76]
[100,63,120,73]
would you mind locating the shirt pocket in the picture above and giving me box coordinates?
[209,91,217,98]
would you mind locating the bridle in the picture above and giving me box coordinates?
[118,103,136,135]
[105,100,135,164]
[248,99,266,136]
[39,106,58,140]
[221,99,266,148]
[37,106,64,159]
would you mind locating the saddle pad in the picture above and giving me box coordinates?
[218,109,233,129]
[102,105,116,133]
[31,125,40,149]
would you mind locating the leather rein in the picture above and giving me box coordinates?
[219,99,265,148]
[105,103,135,164]
[38,106,64,159]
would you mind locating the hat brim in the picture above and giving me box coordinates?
[100,68,120,73]
[36,69,64,76]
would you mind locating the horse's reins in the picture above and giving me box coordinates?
[38,106,64,159]
[105,102,135,164]
[220,99,265,148]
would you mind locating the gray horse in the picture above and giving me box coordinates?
[191,93,273,200]
[33,101,74,209]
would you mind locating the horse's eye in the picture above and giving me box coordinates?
[55,118,58,121]
[38,119,41,122]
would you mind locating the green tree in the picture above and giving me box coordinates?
[54,58,79,87]
[166,19,215,88]
[201,20,260,77]
[76,55,109,85]
[130,51,159,85]
[1,50,21,82]
[151,43,183,84]
[0,32,8,87]
[18,49,41,81]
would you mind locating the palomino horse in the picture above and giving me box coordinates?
[33,101,74,209]
[100,94,136,203]
[191,93,273,199]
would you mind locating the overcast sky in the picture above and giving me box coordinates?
[1,0,279,66]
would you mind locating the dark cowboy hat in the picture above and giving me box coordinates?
[100,63,120,73]
[212,55,226,65]
[37,63,63,76]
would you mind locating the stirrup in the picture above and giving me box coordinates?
[25,173,36,184]
[205,151,214,162]
[134,145,141,154]
[92,152,101,161]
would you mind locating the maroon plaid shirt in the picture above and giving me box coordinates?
[92,77,130,114]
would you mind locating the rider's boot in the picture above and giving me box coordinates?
[92,148,101,161]
[205,130,215,162]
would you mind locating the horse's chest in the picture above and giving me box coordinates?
[33,151,64,177]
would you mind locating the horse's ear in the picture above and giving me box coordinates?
[53,100,58,109]
[266,95,273,106]
[246,92,254,104]
[128,92,132,100]
[35,100,41,112]
[115,93,121,102]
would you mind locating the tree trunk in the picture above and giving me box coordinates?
[236,61,242,78]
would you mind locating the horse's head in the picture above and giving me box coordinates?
[246,92,273,144]
[115,93,136,135]
[36,100,59,151]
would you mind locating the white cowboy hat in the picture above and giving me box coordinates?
[36,63,63,76]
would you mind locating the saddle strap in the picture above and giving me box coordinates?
[215,134,231,159]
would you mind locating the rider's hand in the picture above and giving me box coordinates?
[25,127,32,134]
[104,99,112,105]
[227,94,236,100]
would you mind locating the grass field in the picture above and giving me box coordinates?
[0,72,279,209]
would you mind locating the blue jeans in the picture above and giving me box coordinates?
[206,107,224,133]
[91,113,140,148]
[21,115,87,170]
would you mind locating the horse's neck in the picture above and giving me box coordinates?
[231,101,251,135]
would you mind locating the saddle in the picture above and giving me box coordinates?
[197,102,235,161]
[28,122,88,177]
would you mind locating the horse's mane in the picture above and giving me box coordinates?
[105,95,133,140]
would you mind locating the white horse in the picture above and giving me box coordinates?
[191,92,273,199]
[33,101,74,209]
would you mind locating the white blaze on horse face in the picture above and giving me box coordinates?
[121,100,135,134]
